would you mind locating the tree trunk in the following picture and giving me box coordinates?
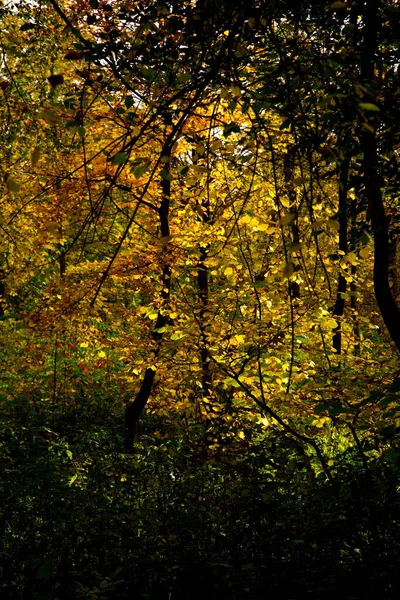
[124,145,172,446]
[332,157,349,356]
[361,0,400,353]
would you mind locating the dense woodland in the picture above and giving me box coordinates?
[1,0,400,597]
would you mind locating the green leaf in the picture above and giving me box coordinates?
[279,119,291,130]
[359,103,380,112]
[223,377,241,388]
[6,176,20,193]
[177,73,191,83]
[160,168,172,180]
[133,166,148,179]
[40,109,62,124]
[223,122,240,137]
[171,331,186,340]
[112,152,128,165]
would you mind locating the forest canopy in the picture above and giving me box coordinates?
[1,0,400,598]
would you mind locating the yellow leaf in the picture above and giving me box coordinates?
[211,140,222,151]
[256,223,271,232]
[230,86,241,97]
[326,318,338,329]
[345,251,357,265]
[79,342,89,348]
[326,219,340,231]
[195,144,205,156]
[192,165,208,173]
[360,246,370,259]
[97,350,106,358]
[224,266,233,277]
[232,334,245,345]
[280,197,290,208]
[312,417,328,428]
[359,102,380,112]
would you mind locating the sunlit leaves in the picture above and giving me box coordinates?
[0,0,396,472]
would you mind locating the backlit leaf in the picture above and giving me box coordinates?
[31,147,41,168]
[359,103,380,112]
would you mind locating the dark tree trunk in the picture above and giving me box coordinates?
[361,0,400,353]
[332,158,349,356]
[124,145,172,446]
[198,249,212,401]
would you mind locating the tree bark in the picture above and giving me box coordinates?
[124,145,172,446]
[361,0,400,353]
[332,158,349,356]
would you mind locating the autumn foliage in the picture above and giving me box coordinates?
[1,0,400,598]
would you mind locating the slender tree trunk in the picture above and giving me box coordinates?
[350,198,361,356]
[361,0,400,353]
[125,144,172,446]
[388,216,398,302]
[332,157,349,356]
[198,246,211,400]
[191,139,212,418]
[59,249,66,277]
[284,148,300,300]
[0,269,5,318]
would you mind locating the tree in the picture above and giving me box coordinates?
[1,0,399,468]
